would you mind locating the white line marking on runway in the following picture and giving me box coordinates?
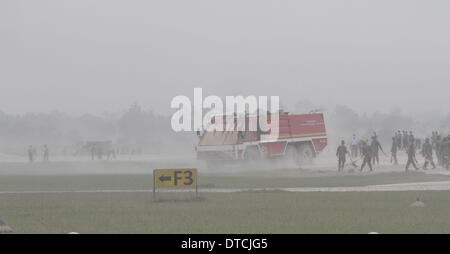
[1,181,450,194]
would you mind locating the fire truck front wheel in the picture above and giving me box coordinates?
[298,143,315,165]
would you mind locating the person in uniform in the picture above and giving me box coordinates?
[406,143,419,171]
[409,131,415,147]
[336,140,349,172]
[442,133,450,169]
[402,131,409,150]
[360,141,373,172]
[421,138,436,170]
[28,145,34,163]
[396,131,402,150]
[436,134,443,166]
[370,136,384,165]
[43,145,49,163]
[431,131,438,149]
[391,137,398,165]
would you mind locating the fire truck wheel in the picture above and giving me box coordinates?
[298,143,315,165]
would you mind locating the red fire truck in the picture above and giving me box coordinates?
[196,112,328,167]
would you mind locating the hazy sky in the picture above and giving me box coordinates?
[1,0,449,116]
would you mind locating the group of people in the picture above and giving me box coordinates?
[27,145,49,163]
[431,131,450,169]
[393,130,422,151]
[390,130,419,169]
[338,133,384,172]
[27,143,118,162]
[336,130,450,172]
[90,145,116,161]
[392,131,450,171]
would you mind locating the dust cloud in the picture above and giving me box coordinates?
[1,1,450,176]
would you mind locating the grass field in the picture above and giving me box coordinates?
[2,191,450,234]
[1,169,450,233]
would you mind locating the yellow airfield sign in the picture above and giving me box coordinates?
[153,168,197,188]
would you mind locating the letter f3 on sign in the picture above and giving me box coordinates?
[153,169,197,188]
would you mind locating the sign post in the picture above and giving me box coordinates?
[153,168,198,200]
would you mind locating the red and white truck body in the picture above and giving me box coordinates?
[196,113,328,166]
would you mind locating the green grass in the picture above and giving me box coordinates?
[0,171,449,191]
[1,171,450,233]
[1,191,450,233]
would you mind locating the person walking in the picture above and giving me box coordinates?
[370,136,384,165]
[396,131,402,150]
[406,143,419,171]
[336,140,349,172]
[360,141,373,172]
[402,131,409,150]
[43,145,49,163]
[28,145,34,163]
[421,138,436,170]
[391,137,398,165]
